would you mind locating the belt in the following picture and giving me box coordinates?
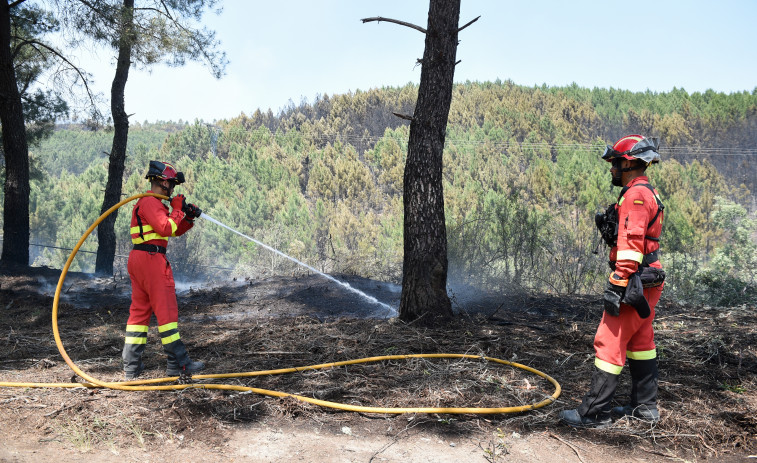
[133,243,166,254]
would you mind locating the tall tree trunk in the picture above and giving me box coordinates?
[0,3,30,269]
[95,0,134,276]
[399,0,459,322]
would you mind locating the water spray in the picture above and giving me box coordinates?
[198,213,397,317]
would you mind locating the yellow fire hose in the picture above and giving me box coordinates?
[0,192,561,414]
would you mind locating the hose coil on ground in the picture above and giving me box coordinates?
[1,193,561,414]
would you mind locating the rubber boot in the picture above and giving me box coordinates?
[122,342,146,380]
[612,358,659,422]
[164,338,205,376]
[560,367,619,429]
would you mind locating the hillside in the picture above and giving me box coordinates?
[19,81,757,307]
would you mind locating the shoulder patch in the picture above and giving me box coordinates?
[634,200,644,205]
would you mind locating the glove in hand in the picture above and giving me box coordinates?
[170,194,186,211]
[603,281,625,316]
[622,272,651,318]
[183,202,202,220]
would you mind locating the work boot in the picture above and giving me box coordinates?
[560,365,620,429]
[122,341,146,380]
[559,409,612,429]
[163,338,205,376]
[124,362,144,380]
[577,366,621,417]
[612,358,660,422]
[166,359,205,376]
[611,404,660,422]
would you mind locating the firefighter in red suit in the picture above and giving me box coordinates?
[560,135,665,428]
[123,161,204,380]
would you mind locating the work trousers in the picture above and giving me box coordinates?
[123,249,187,371]
[593,284,664,373]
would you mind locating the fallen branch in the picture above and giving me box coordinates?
[549,433,586,463]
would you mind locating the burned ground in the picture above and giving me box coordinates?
[0,267,755,462]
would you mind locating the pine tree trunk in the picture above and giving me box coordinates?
[0,3,30,269]
[399,0,460,322]
[95,0,134,276]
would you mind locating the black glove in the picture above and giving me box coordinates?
[595,203,618,247]
[603,281,625,316]
[622,272,651,318]
[182,202,202,220]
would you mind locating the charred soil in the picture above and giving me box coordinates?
[0,267,755,462]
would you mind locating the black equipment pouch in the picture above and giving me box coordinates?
[639,266,666,288]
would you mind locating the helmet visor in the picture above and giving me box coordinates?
[601,145,619,161]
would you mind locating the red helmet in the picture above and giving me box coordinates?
[602,135,661,165]
[145,160,185,184]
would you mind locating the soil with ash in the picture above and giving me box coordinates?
[0,266,755,462]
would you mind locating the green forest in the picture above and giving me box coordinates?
[11,81,757,306]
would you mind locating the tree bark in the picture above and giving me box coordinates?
[95,0,134,276]
[0,3,30,268]
[399,0,460,322]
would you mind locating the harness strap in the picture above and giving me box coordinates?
[641,250,659,266]
[135,206,144,241]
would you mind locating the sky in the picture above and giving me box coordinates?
[71,0,757,123]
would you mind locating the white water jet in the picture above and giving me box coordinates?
[199,213,397,318]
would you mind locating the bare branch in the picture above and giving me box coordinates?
[136,5,173,21]
[455,60,461,65]
[159,0,175,20]
[458,15,481,32]
[8,0,31,9]
[361,17,426,34]
[21,40,97,107]
[73,0,117,25]
[393,112,415,122]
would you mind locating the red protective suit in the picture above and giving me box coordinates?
[594,176,664,373]
[123,191,194,375]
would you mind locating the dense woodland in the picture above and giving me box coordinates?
[8,81,757,306]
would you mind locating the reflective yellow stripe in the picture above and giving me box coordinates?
[130,224,155,235]
[161,333,181,344]
[618,197,625,206]
[617,250,644,263]
[131,232,169,244]
[168,218,179,236]
[595,357,623,375]
[627,349,656,360]
[158,322,178,333]
[125,336,147,345]
[126,324,149,333]
[130,223,170,244]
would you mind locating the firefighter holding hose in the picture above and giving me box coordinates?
[123,161,204,380]
[560,135,666,428]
